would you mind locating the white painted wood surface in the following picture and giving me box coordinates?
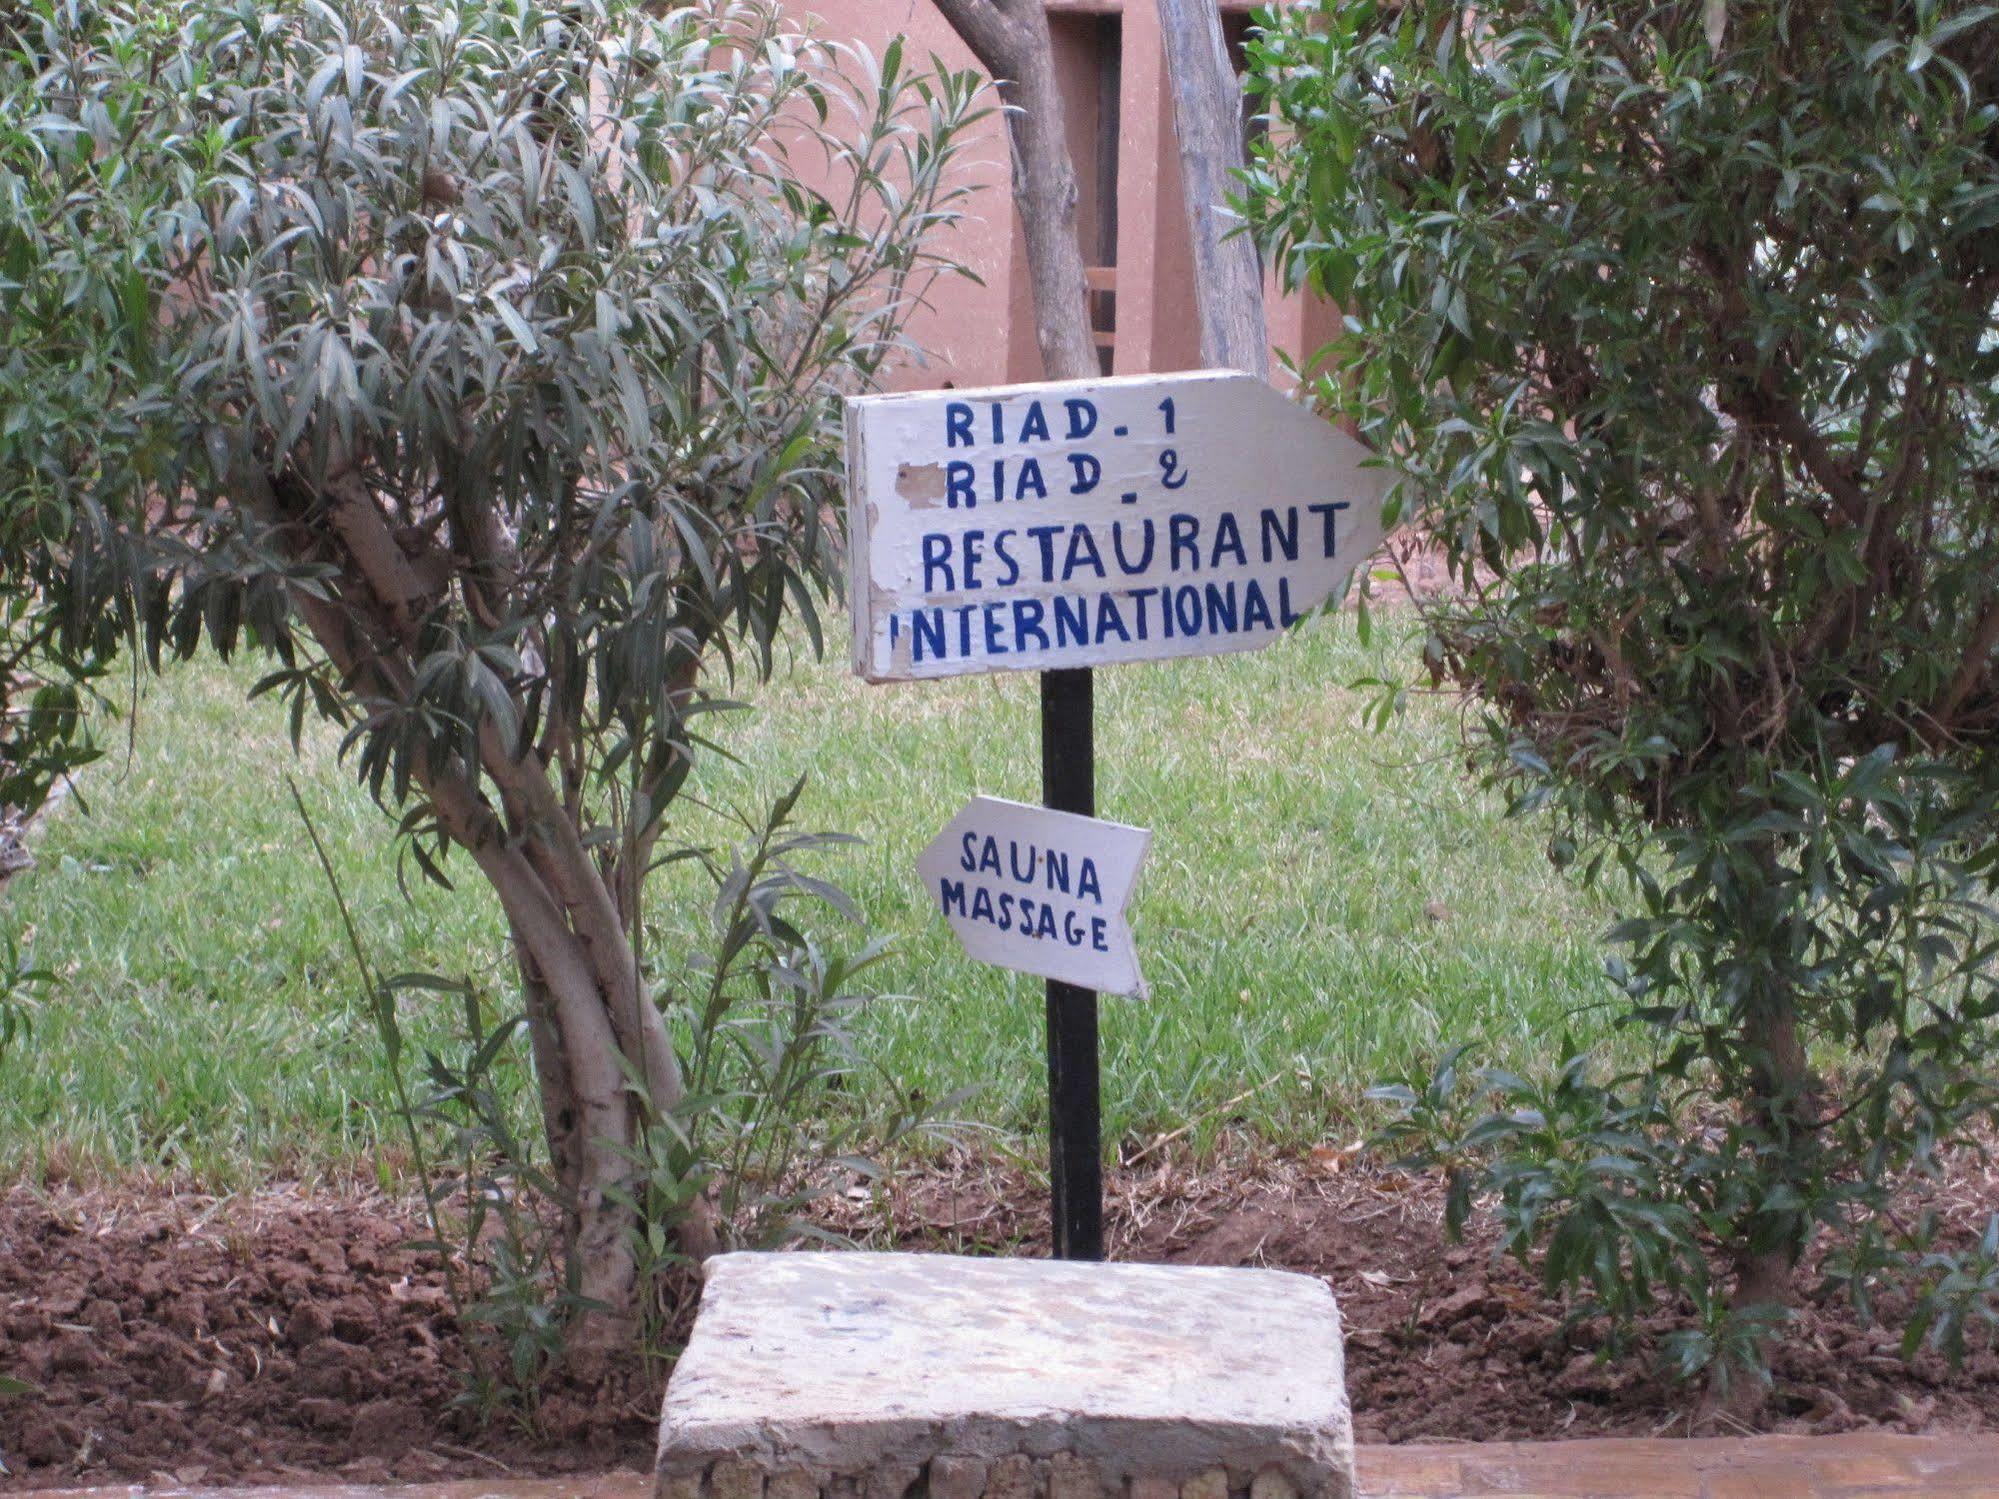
[845,369,1390,682]
[916,795,1151,998]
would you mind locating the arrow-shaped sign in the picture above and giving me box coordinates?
[845,369,1390,683]
[917,795,1151,998]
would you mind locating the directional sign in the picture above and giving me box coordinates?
[845,369,1390,683]
[917,796,1151,998]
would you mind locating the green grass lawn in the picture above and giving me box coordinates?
[0,617,1620,1188]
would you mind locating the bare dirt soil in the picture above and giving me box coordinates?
[3,1148,1996,1489]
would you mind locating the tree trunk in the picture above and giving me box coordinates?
[515,950,706,1343]
[1158,0,1269,376]
[1699,987,1814,1429]
[931,0,1097,382]
[515,939,583,1251]
[445,804,650,1341]
[249,467,715,1343]
[468,808,721,1346]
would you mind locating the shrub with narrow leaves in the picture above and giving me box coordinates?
[1248,0,1999,1413]
[1,0,985,1334]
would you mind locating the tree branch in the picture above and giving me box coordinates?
[931,0,1015,79]
[1938,594,1999,727]
[932,0,1097,381]
[1158,0,1268,375]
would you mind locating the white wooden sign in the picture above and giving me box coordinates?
[916,796,1151,998]
[845,369,1390,682]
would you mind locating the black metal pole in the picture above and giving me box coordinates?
[1041,666,1103,1261]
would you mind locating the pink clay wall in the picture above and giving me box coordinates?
[791,0,1338,391]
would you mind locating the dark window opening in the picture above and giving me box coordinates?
[1051,13,1122,375]
[1223,10,1268,156]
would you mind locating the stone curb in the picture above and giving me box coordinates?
[657,1453,1322,1499]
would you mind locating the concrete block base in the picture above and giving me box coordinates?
[655,1253,1354,1499]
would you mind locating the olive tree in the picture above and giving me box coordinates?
[3,0,982,1331]
[1247,0,1999,1412]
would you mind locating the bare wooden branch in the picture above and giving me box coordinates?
[1158,0,1268,376]
[932,0,1097,381]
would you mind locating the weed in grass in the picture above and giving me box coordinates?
[293,779,565,1427]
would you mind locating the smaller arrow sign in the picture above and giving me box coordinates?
[917,796,1151,998]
